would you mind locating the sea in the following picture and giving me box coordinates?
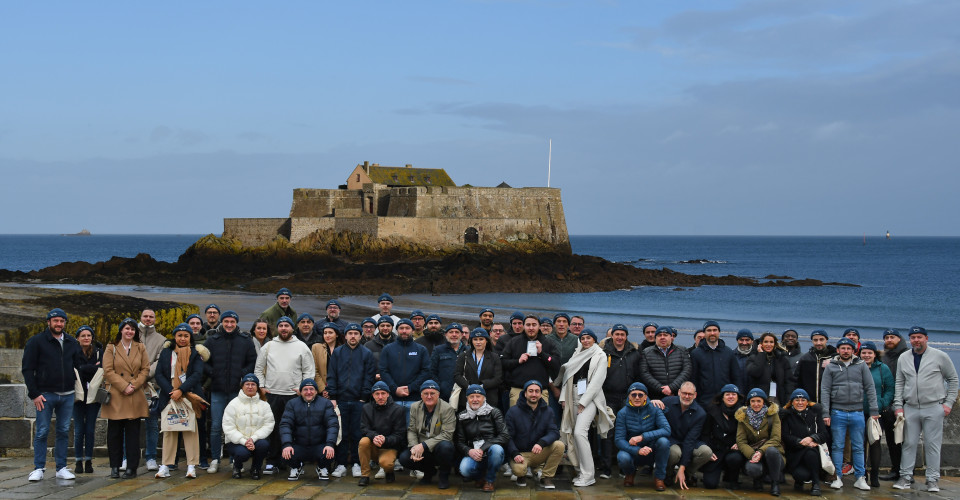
[2,234,959,361]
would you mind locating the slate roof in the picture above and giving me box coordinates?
[367,166,455,187]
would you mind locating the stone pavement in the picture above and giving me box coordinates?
[0,458,955,500]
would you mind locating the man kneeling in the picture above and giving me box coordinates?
[456,384,510,492]
[398,380,457,488]
[280,379,338,481]
[358,381,406,486]
[504,380,565,489]
[615,382,672,491]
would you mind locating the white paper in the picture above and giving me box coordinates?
[179,374,187,384]
[473,439,485,450]
[527,341,538,356]
[769,381,777,397]
[577,379,587,395]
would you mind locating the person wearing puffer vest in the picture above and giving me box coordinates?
[280,378,339,480]
[222,373,275,480]
[615,382,672,491]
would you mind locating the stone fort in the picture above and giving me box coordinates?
[223,162,570,249]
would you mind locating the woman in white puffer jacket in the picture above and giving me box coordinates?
[222,373,275,479]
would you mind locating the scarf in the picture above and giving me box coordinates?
[561,343,601,383]
[461,401,494,419]
[746,405,767,430]
[172,346,191,390]
[722,403,739,420]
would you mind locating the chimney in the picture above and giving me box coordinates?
[405,164,412,168]
[363,161,370,174]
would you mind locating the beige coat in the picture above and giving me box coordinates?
[101,342,150,420]
[311,343,334,393]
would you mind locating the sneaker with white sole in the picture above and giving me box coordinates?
[926,479,939,492]
[185,465,196,479]
[573,476,596,487]
[28,468,44,481]
[146,459,158,471]
[56,467,75,480]
[410,470,424,478]
[155,465,170,479]
[120,459,127,471]
[263,464,276,475]
[288,467,302,481]
[331,464,347,478]
[374,468,386,479]
[502,463,512,476]
[393,459,403,471]
[206,459,219,474]
[318,467,329,480]
[830,477,843,489]
[352,463,362,477]
[892,476,913,489]
[853,476,870,490]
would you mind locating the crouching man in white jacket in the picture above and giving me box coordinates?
[222,373,275,479]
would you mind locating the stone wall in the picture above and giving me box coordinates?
[223,217,289,246]
[0,348,24,384]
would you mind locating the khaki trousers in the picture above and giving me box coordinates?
[509,441,566,478]
[358,437,398,477]
[161,430,199,466]
[509,387,550,407]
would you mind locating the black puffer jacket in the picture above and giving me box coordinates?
[454,405,510,456]
[792,346,837,403]
[745,349,792,405]
[360,396,407,450]
[603,341,639,401]
[639,344,692,399]
[779,402,829,473]
[21,328,85,400]
[280,395,339,448]
[203,326,257,394]
[700,393,743,454]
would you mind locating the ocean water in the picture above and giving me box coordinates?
[2,233,959,355]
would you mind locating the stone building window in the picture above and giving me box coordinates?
[424,176,432,184]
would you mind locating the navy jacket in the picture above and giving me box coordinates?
[378,336,431,402]
[280,395,339,448]
[155,345,205,411]
[203,326,257,394]
[21,328,84,400]
[326,343,376,402]
[504,397,560,457]
[430,342,466,401]
[690,339,741,405]
[662,396,707,467]
[615,400,671,456]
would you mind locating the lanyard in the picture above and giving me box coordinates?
[474,352,484,377]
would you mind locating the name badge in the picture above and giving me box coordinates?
[179,374,187,383]
[473,439,485,449]
[527,341,538,356]
[577,379,587,395]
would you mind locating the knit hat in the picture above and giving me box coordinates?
[539,317,553,326]
[396,318,414,330]
[221,310,239,322]
[737,328,754,340]
[204,304,221,314]
[299,378,319,392]
[466,384,486,396]
[241,373,260,387]
[325,299,341,309]
[479,308,494,317]
[655,326,672,335]
[74,325,94,337]
[554,313,571,323]
[908,326,927,336]
[186,314,202,324]
[836,338,857,350]
[628,382,648,395]
[377,316,394,326]
[611,323,628,335]
[810,329,829,340]
[410,310,426,320]
[426,314,442,324]
[372,381,390,394]
[523,380,543,392]
[296,313,314,324]
[469,327,491,339]
[843,328,860,338]
[419,380,440,392]
[344,323,361,334]
[276,288,292,298]
[118,317,138,333]
[172,323,191,335]
[859,341,879,354]
[277,316,295,328]
[781,329,798,339]
[378,293,394,303]
[47,308,67,321]
[445,322,464,333]
[883,328,902,339]
[747,388,768,401]
[580,328,598,343]
[701,320,719,331]
[720,383,741,396]
[789,388,810,401]
[320,322,340,334]
[509,311,525,322]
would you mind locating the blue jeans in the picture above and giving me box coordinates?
[73,402,100,461]
[144,413,159,461]
[34,392,74,470]
[830,409,866,477]
[209,391,232,460]
[395,400,415,426]
[459,444,505,483]
[337,401,363,466]
[617,436,671,479]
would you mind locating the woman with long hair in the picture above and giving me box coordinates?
[311,322,344,399]
[102,318,149,479]
[250,318,270,355]
[700,384,746,489]
[745,332,792,406]
[73,325,103,474]
[453,326,502,410]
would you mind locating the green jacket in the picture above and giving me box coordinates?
[260,302,296,336]
[866,359,895,413]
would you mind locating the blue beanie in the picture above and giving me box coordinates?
[204,303,221,313]
[377,316,394,326]
[446,322,464,333]
[479,308,494,317]
[419,380,440,392]
[580,328,598,343]
[276,288,292,298]
[643,322,660,332]
[554,313,571,323]
[221,310,239,322]
[702,320,719,330]
[611,323,629,334]
[836,338,857,350]
[325,299,341,309]
[74,325,94,337]
[396,318,414,330]
[883,328,902,339]
[737,328,754,340]
[469,327,490,339]
[371,381,390,394]
[781,328,798,339]
[410,310,426,320]
[277,316,295,328]
[655,326,672,335]
[747,388,768,401]
[172,323,191,335]
[241,373,260,387]
[186,313,202,323]
[523,380,543,392]
[810,329,828,340]
[860,341,879,354]
[509,311,525,322]
[320,322,340,334]
[426,314,441,323]
[843,328,860,337]
[118,317,138,333]
[539,317,553,326]
[789,388,810,401]
[720,383,741,396]
[299,378,318,392]
[628,382,648,395]
[908,326,927,336]
[47,308,67,321]
[296,313,314,324]
[378,293,394,303]
[361,317,376,326]
[466,384,486,396]
[344,323,361,334]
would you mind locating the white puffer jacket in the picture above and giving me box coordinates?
[222,390,275,445]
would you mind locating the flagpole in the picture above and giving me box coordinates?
[547,139,552,187]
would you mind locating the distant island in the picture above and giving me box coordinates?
[63,228,91,236]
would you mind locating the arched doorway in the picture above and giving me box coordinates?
[464,227,479,244]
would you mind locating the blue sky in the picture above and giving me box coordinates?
[2,1,958,235]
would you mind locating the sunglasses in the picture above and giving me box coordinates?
[629,392,645,398]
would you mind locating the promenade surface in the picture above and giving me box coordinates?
[0,457,954,500]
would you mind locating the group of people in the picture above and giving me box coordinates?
[21,289,959,495]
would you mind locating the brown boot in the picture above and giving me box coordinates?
[655,478,666,491]
[483,481,495,492]
[624,474,635,487]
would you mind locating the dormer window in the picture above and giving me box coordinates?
[392,174,399,182]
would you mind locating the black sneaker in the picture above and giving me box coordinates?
[358,476,370,486]
[251,467,261,480]
[516,476,527,487]
[85,460,93,474]
[385,472,396,483]
[232,467,242,479]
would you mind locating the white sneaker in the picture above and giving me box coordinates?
[318,467,329,480]
[288,467,302,481]
[146,459,158,471]
[573,476,596,487]
[830,477,843,489]
[56,467,75,480]
[263,464,276,475]
[331,464,347,478]
[410,469,424,478]
[510,474,518,482]
[185,465,196,479]
[375,467,386,479]
[352,463,362,477]
[503,462,513,476]
[120,459,127,471]
[155,465,170,479]
[853,476,870,490]
[28,468,44,481]
[206,459,219,474]
[526,467,534,478]
[393,459,403,471]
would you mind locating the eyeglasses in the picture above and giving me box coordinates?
[629,393,645,398]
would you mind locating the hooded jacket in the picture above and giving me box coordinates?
[820,355,879,415]
[614,397,671,456]
[21,327,84,400]
[254,335,315,396]
[639,343,693,399]
[779,401,827,473]
[204,325,258,394]
[223,388,275,445]
[504,396,559,457]
[379,335,431,402]
[280,394,339,448]
[865,358,895,413]
[361,395,407,449]
[690,339,741,405]
[326,343,377,403]
[792,345,837,403]
[734,403,784,458]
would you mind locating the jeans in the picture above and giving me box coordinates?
[337,401,363,466]
[209,391,232,460]
[226,440,269,470]
[144,413,159,461]
[34,392,74,470]
[73,401,100,461]
[617,436,671,479]
[830,409,866,478]
[459,444,505,483]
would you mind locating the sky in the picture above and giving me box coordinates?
[1,0,958,236]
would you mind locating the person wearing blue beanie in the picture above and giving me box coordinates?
[281,378,337,481]
[356,378,406,486]
[456,381,509,492]
[372,295,401,335]
[615,381,671,489]
[793,330,836,404]
[378,317,430,425]
[261,289,296,337]
[737,387,785,495]
[780,386,828,495]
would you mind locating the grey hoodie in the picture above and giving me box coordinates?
[820,355,879,415]
[894,346,959,410]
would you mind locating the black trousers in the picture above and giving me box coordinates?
[880,408,901,472]
[788,447,822,483]
[398,441,455,477]
[598,396,624,473]
[266,393,296,464]
[701,448,745,488]
[108,419,142,470]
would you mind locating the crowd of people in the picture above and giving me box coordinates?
[21,288,960,495]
